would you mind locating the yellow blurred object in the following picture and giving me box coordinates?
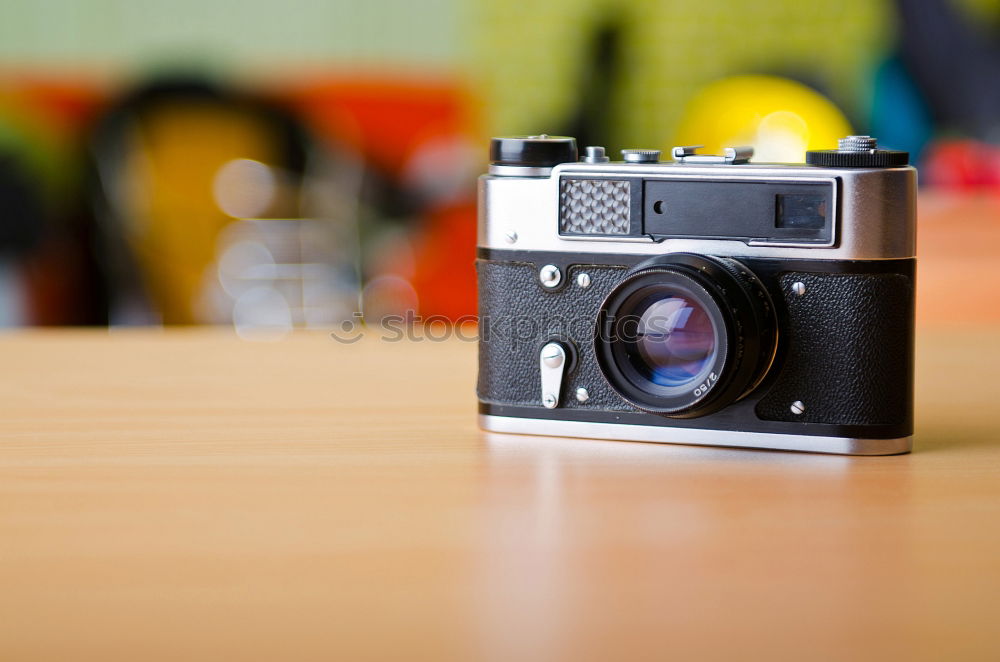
[673,75,854,163]
[121,105,285,324]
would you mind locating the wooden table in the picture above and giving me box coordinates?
[2,326,999,661]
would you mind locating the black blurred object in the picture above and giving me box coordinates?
[85,76,313,324]
[564,19,623,151]
[0,154,45,257]
[92,77,309,171]
[896,0,1000,140]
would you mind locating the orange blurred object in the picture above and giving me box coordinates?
[410,201,478,320]
[279,75,478,178]
[5,73,484,324]
[280,75,481,319]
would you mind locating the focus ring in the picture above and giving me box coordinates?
[710,256,779,398]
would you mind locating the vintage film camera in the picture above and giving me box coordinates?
[477,135,915,454]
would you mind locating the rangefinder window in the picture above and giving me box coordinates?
[777,194,827,230]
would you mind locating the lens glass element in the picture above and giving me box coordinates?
[626,291,718,388]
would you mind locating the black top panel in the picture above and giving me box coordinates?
[642,179,834,245]
[557,175,838,246]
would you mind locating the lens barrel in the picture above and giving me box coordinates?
[595,253,778,418]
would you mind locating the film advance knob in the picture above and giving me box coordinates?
[490,135,579,168]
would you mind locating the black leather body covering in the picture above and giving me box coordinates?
[477,249,915,440]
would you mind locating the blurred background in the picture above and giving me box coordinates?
[0,0,997,333]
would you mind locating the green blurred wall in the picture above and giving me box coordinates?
[3,0,996,151]
[0,0,459,69]
[468,0,892,152]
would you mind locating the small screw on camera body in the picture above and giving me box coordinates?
[539,265,562,288]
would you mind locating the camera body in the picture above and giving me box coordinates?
[477,136,916,455]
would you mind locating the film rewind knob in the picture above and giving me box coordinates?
[490,135,578,167]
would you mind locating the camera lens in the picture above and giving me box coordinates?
[595,254,777,418]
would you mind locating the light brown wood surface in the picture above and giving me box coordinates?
[1,325,999,661]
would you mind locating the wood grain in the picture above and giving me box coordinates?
[1,326,999,661]
[916,192,1000,326]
